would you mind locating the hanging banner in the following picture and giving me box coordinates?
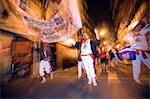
[23,0,82,43]
[0,0,82,42]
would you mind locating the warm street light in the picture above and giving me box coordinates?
[116,44,120,49]
[103,41,106,45]
[100,30,105,36]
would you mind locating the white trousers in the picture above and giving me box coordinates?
[102,63,106,71]
[81,55,96,79]
[112,57,118,65]
[78,61,85,78]
[132,51,150,80]
[39,60,51,76]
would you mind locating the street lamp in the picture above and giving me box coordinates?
[116,44,120,49]
[100,30,105,36]
[103,41,106,45]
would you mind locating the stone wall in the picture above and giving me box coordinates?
[56,43,78,69]
[0,30,14,84]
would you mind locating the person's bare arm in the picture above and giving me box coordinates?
[94,28,99,40]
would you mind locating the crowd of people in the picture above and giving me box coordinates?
[37,17,149,86]
[72,17,149,86]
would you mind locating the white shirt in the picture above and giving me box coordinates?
[44,51,47,57]
[81,39,92,55]
[123,25,150,50]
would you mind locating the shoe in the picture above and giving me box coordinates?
[41,77,46,84]
[50,73,53,79]
[93,82,97,87]
[88,79,92,85]
[78,76,81,79]
[134,79,142,85]
[92,78,97,87]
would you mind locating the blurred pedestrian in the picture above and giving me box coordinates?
[73,40,85,79]
[123,20,150,84]
[93,28,100,66]
[109,43,119,70]
[98,45,107,73]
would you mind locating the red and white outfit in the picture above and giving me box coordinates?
[80,39,97,86]
[77,60,85,78]
[123,25,150,82]
[39,51,52,77]
[39,60,51,77]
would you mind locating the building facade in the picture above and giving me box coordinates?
[110,0,149,43]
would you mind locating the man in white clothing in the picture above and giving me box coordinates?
[37,44,53,84]
[73,30,100,86]
[73,39,85,79]
[123,21,150,84]
[77,60,85,79]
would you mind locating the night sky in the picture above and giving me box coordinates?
[85,0,113,27]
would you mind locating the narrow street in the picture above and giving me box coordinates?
[1,63,150,99]
[0,0,150,99]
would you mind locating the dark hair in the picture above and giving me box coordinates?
[41,42,49,48]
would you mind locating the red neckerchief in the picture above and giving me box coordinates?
[82,38,88,43]
[78,39,88,61]
[133,32,141,36]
